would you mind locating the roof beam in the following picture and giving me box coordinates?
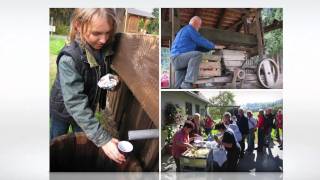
[216,9,226,28]
[162,21,257,46]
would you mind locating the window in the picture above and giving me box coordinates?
[185,102,192,115]
[195,104,200,114]
[200,108,205,116]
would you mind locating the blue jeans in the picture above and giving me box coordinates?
[50,117,83,141]
[171,51,202,88]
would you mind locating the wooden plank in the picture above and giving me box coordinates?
[223,55,246,61]
[221,49,246,55]
[162,22,257,46]
[199,62,221,78]
[202,54,221,61]
[223,60,244,67]
[111,33,159,127]
[118,98,159,171]
[195,76,233,84]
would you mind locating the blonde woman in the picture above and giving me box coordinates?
[50,8,125,164]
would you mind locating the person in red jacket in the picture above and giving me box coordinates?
[256,109,265,152]
[204,114,214,136]
[172,121,194,171]
[276,109,283,150]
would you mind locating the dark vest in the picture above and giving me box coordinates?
[50,41,112,122]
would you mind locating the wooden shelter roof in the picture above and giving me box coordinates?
[174,8,257,33]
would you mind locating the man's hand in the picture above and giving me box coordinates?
[101,138,126,164]
[215,45,226,49]
[186,143,194,149]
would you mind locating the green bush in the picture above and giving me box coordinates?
[55,25,70,36]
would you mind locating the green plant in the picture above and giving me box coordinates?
[163,125,175,144]
[146,8,159,35]
[138,18,145,32]
[164,103,178,125]
[164,103,185,125]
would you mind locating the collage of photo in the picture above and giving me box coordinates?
[49,8,283,173]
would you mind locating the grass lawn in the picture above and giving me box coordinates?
[49,35,66,89]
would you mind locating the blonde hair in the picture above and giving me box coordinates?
[69,8,118,44]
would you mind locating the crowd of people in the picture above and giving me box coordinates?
[171,108,283,171]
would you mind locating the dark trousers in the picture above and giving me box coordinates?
[226,148,240,171]
[174,157,181,172]
[257,128,265,151]
[239,134,247,156]
[275,127,281,142]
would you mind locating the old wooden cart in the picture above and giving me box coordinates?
[161,8,283,89]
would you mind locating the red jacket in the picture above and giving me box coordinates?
[257,114,265,128]
[276,113,283,129]
[205,117,214,129]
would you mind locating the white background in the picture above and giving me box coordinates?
[0,0,320,179]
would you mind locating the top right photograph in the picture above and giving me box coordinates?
[161,8,283,89]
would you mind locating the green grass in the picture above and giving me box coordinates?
[50,36,66,89]
[50,36,66,55]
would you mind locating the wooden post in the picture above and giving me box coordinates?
[124,9,128,33]
[50,17,54,37]
[170,8,175,88]
[116,8,126,33]
[255,9,264,60]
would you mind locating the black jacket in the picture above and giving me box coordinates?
[236,115,249,135]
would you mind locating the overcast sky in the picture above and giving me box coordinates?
[201,90,283,106]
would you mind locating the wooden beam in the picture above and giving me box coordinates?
[171,8,175,43]
[170,8,176,88]
[199,27,257,46]
[111,33,159,127]
[162,21,257,46]
[254,9,264,59]
[216,9,226,28]
[228,8,251,14]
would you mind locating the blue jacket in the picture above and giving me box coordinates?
[170,24,214,57]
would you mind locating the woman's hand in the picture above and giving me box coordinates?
[101,138,126,164]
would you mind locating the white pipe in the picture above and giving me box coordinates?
[128,129,159,140]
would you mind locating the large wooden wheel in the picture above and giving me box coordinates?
[257,58,280,88]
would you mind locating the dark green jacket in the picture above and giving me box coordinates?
[50,40,115,147]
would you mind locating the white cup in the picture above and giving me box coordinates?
[118,141,133,156]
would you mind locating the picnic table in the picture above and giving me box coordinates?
[180,141,227,171]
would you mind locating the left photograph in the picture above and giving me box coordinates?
[49,8,159,172]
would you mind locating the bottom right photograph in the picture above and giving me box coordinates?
[161,90,283,172]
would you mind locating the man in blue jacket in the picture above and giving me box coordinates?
[170,16,224,89]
